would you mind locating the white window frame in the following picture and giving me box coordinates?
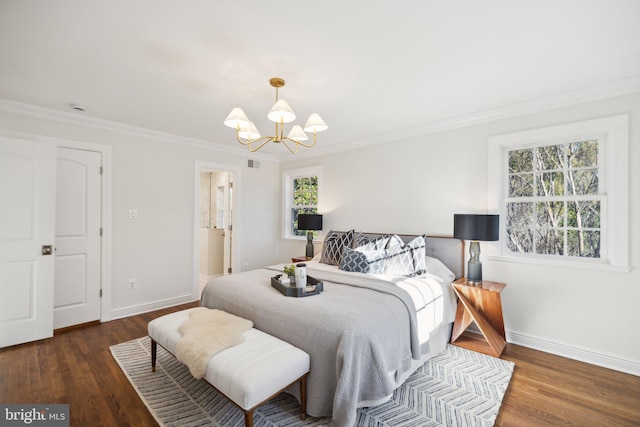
[488,114,629,271]
[282,165,322,240]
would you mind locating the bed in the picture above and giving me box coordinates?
[200,232,463,427]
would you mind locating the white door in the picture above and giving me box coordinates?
[54,148,102,329]
[0,137,56,348]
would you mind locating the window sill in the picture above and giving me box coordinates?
[487,254,631,273]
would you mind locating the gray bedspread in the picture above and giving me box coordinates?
[200,261,456,427]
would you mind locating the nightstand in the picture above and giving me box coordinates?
[291,256,312,263]
[450,278,506,357]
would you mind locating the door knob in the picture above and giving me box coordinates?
[42,245,53,255]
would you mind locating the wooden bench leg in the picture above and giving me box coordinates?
[300,373,307,420]
[151,338,157,372]
[244,409,253,427]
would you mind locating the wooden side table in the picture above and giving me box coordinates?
[291,256,312,263]
[450,278,507,357]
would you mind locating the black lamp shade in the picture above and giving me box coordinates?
[297,214,323,231]
[453,214,499,242]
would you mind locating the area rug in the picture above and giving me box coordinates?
[110,337,514,427]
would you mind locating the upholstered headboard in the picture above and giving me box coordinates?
[424,236,464,279]
[333,232,464,279]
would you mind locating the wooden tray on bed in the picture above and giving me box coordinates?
[271,275,324,297]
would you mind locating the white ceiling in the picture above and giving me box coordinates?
[1,0,639,159]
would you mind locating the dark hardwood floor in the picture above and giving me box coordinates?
[1,302,638,426]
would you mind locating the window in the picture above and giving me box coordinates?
[283,166,321,239]
[488,115,629,270]
[506,141,601,257]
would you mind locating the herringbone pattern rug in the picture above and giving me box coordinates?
[111,337,514,426]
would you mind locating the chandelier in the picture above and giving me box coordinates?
[223,77,328,154]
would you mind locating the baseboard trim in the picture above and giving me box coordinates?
[109,294,198,321]
[506,330,640,377]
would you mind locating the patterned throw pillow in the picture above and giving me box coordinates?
[382,235,426,276]
[352,232,369,248]
[320,230,354,265]
[383,244,415,275]
[385,234,405,249]
[407,235,427,275]
[354,234,391,251]
[340,247,386,274]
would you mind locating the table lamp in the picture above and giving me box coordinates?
[297,214,323,258]
[453,214,499,284]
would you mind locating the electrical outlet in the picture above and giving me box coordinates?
[129,209,138,219]
[242,263,249,271]
[128,279,137,290]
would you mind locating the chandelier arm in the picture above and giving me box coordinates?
[247,141,269,152]
[235,132,274,149]
[280,138,300,154]
[247,137,275,152]
[284,132,317,149]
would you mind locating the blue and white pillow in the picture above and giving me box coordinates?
[340,247,386,274]
[320,230,354,265]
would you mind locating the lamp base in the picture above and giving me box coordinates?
[466,240,482,285]
[466,263,483,285]
[305,231,314,258]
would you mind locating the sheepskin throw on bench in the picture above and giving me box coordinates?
[175,308,253,379]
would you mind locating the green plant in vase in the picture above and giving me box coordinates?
[283,264,296,285]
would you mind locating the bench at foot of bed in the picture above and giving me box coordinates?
[148,308,310,427]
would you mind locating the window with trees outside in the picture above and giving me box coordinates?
[488,115,629,271]
[283,166,321,239]
[506,141,600,257]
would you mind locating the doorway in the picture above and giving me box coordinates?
[194,162,240,297]
[54,147,102,329]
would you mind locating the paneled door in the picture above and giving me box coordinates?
[0,137,56,348]
[54,148,102,329]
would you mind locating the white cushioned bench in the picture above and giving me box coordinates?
[148,308,310,427]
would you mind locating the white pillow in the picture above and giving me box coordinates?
[425,256,455,282]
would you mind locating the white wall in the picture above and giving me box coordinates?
[0,103,282,319]
[2,93,637,374]
[280,92,640,374]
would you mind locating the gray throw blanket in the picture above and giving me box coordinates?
[200,263,452,427]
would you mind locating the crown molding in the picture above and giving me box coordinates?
[283,74,640,160]
[0,99,279,163]
[3,73,639,164]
